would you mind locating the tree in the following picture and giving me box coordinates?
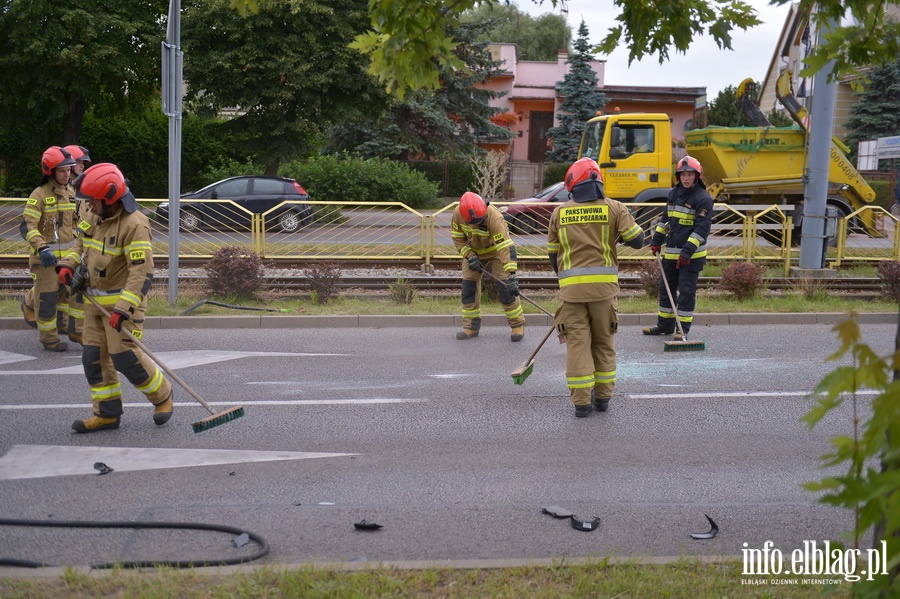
[325,20,511,160]
[545,21,606,164]
[182,0,382,174]
[343,0,899,98]
[0,0,165,191]
[844,59,900,168]
[460,3,570,61]
[707,85,758,127]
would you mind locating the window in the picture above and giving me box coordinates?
[215,179,248,198]
[252,179,285,195]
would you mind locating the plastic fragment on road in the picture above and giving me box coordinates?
[689,514,719,540]
[353,519,383,531]
[541,505,574,518]
[233,532,251,548]
[570,515,600,532]
[93,462,113,475]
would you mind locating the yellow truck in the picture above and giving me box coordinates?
[577,100,877,246]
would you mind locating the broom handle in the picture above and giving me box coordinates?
[83,292,216,415]
[481,269,554,318]
[527,325,557,363]
[656,253,686,338]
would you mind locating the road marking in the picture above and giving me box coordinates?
[0,350,350,376]
[0,398,428,411]
[627,390,880,399]
[0,444,357,481]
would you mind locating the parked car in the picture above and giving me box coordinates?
[501,182,568,234]
[156,175,312,233]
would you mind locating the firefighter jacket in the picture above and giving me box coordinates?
[650,183,713,262]
[19,180,78,259]
[548,198,643,303]
[451,205,517,273]
[58,207,154,318]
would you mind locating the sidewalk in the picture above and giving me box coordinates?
[0,311,896,331]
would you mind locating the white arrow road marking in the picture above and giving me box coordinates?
[0,444,357,481]
[0,398,428,411]
[0,350,351,376]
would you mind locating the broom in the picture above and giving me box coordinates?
[655,253,706,352]
[481,269,554,318]
[511,325,556,384]
[83,293,245,432]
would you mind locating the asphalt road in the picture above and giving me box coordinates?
[0,319,895,569]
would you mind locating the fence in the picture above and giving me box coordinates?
[1,198,897,273]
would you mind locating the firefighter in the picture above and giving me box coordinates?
[56,163,174,433]
[643,155,713,340]
[19,146,78,351]
[59,144,92,344]
[451,191,525,341]
[64,145,91,181]
[548,158,644,417]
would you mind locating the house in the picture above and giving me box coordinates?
[477,44,705,164]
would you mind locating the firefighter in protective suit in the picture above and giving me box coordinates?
[548,158,644,417]
[451,191,525,341]
[643,155,713,340]
[19,146,79,351]
[56,163,174,433]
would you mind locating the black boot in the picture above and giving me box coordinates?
[642,325,674,336]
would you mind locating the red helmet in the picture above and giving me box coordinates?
[458,191,487,224]
[564,157,602,192]
[73,163,139,213]
[41,146,76,176]
[64,145,91,163]
[676,155,703,178]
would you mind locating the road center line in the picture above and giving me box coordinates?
[627,390,880,399]
[0,398,429,410]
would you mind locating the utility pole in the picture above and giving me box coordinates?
[162,0,183,306]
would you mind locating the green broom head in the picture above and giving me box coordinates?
[511,361,535,385]
[664,340,706,352]
[191,405,245,433]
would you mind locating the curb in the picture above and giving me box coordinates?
[0,312,896,331]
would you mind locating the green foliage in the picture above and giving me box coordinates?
[303,262,342,304]
[461,3,571,61]
[328,19,510,161]
[869,181,893,210]
[283,155,439,208]
[719,261,767,299]
[844,59,900,168]
[767,106,793,127]
[204,245,265,300]
[543,163,569,188]
[802,316,900,596]
[545,21,606,164]
[388,277,418,305]
[707,85,757,127]
[876,261,900,303]
[183,0,381,173]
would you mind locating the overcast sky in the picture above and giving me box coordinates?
[515,0,791,99]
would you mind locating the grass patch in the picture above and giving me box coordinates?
[0,560,853,598]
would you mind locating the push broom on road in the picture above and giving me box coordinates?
[84,293,246,432]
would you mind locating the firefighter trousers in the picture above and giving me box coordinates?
[81,301,172,418]
[656,258,703,333]
[555,298,618,406]
[27,259,83,346]
[459,256,524,331]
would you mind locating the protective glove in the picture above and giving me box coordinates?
[70,264,88,295]
[109,309,129,332]
[38,246,57,267]
[466,255,483,273]
[676,256,691,269]
[505,274,519,297]
[650,245,660,256]
[57,266,74,286]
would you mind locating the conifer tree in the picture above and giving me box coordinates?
[844,60,900,168]
[545,20,606,164]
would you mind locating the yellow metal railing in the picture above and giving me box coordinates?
[2,198,897,273]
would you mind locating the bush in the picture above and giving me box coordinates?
[543,163,569,188]
[637,259,661,299]
[388,277,417,305]
[304,261,342,304]
[284,155,440,208]
[877,260,900,303]
[719,262,767,300]
[204,245,264,299]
